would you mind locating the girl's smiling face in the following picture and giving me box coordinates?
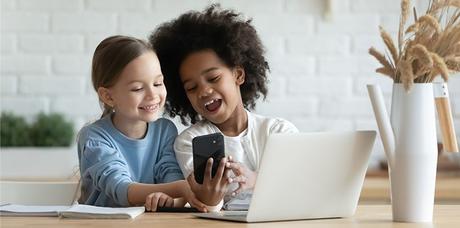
[179,49,245,126]
[100,51,166,125]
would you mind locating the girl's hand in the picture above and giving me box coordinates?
[226,156,257,195]
[144,192,174,212]
[187,156,230,206]
[182,182,208,212]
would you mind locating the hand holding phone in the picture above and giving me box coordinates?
[192,133,225,184]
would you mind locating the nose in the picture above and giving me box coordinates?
[198,86,213,99]
[146,86,160,101]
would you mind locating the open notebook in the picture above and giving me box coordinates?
[0,204,144,219]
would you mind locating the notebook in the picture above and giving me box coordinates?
[0,204,68,217]
[0,204,145,219]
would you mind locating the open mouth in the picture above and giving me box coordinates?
[139,104,159,112]
[204,99,222,112]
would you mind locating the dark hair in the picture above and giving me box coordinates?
[91,35,153,118]
[149,4,269,125]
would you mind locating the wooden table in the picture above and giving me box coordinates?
[1,205,459,227]
[360,176,460,204]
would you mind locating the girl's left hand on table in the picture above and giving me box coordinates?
[144,192,174,212]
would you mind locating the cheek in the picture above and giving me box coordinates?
[186,93,199,108]
[161,87,167,100]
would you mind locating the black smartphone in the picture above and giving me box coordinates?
[192,133,225,184]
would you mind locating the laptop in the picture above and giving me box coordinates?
[194,130,376,222]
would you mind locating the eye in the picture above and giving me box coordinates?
[131,87,143,92]
[154,82,163,87]
[209,76,220,82]
[185,86,197,92]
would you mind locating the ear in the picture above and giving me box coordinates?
[234,66,245,85]
[97,87,115,108]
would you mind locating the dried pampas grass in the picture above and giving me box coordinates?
[369,0,460,91]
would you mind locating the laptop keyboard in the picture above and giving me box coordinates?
[218,211,248,217]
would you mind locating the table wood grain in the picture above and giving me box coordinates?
[1,205,459,227]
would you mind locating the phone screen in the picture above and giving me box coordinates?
[192,133,225,184]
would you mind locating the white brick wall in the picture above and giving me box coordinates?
[87,0,150,11]
[1,13,49,32]
[1,55,51,74]
[17,0,83,11]
[19,35,84,53]
[1,0,460,167]
[1,76,18,95]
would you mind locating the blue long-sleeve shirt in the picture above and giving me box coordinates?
[77,115,184,207]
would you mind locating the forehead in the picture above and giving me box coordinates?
[179,50,225,80]
[117,51,162,83]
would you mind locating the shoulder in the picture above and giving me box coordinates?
[77,118,112,144]
[77,119,119,159]
[250,112,299,134]
[150,118,178,134]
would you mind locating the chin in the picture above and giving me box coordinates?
[204,113,227,125]
[141,114,160,122]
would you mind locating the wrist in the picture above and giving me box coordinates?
[204,200,224,212]
[180,180,191,196]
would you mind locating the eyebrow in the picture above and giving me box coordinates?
[127,74,163,85]
[182,67,219,84]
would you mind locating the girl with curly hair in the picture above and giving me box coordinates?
[150,5,298,211]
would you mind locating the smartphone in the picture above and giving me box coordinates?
[192,133,225,184]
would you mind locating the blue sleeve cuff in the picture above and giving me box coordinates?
[117,180,133,206]
[163,172,185,183]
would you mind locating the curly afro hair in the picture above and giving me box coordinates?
[149,4,269,125]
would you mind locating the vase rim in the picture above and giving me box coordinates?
[393,83,433,87]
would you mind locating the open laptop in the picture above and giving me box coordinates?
[194,130,376,222]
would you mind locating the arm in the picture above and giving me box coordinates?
[80,140,133,206]
[153,121,184,183]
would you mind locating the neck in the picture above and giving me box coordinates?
[111,114,148,139]
[215,104,248,137]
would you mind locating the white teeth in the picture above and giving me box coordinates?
[142,104,158,111]
[204,99,218,107]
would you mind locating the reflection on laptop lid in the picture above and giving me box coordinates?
[194,131,376,223]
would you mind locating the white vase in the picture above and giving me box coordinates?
[389,83,438,222]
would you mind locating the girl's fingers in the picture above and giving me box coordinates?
[222,163,231,180]
[232,190,241,196]
[158,194,168,207]
[226,162,243,175]
[232,185,243,196]
[203,158,214,182]
[151,194,160,212]
[189,197,207,212]
[228,175,246,183]
[145,195,152,211]
[187,173,199,191]
[194,199,207,209]
[166,197,174,207]
[146,194,160,212]
[213,157,227,183]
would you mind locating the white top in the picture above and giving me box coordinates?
[174,110,298,210]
